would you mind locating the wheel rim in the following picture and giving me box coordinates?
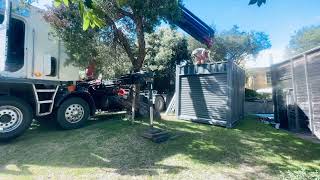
[0,106,24,133]
[65,104,85,123]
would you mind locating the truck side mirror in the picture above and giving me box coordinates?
[43,55,57,77]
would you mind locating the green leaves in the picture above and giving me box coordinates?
[78,1,84,16]
[145,28,190,71]
[54,0,69,7]
[249,0,266,7]
[83,12,90,30]
[53,0,104,31]
[287,25,320,56]
[82,10,105,30]
[63,0,69,7]
[53,0,62,7]
[188,25,271,64]
[116,0,128,7]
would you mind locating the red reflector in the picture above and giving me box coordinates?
[118,89,126,96]
[68,85,76,92]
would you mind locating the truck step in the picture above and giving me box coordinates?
[39,100,53,104]
[36,89,56,93]
[38,112,51,116]
[32,85,59,116]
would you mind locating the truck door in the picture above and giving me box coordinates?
[6,15,25,72]
[0,13,25,73]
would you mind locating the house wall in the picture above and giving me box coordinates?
[271,46,320,139]
[246,67,272,90]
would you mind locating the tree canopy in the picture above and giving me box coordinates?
[52,0,182,73]
[188,25,271,64]
[145,28,190,71]
[145,27,190,93]
[44,5,131,79]
[287,25,320,56]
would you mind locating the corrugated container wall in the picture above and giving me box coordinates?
[175,61,245,127]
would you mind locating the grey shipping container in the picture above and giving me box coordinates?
[175,61,245,127]
[271,46,320,139]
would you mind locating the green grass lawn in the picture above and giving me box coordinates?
[0,115,319,180]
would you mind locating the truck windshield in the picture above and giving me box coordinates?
[0,14,25,72]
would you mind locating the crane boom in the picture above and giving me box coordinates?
[176,5,214,48]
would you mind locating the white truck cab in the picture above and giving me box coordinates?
[0,0,79,81]
[0,1,95,141]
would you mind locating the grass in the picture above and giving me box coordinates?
[0,115,319,180]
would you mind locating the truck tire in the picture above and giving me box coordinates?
[0,96,33,141]
[56,97,90,130]
[154,96,166,112]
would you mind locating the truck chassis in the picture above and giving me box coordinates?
[0,77,132,141]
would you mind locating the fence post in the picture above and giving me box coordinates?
[242,68,245,118]
[226,60,233,127]
[271,65,278,122]
[290,58,300,130]
[304,54,314,134]
[175,65,180,119]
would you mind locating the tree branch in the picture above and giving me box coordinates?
[118,8,134,20]
[104,15,136,66]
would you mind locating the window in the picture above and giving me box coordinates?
[0,14,3,24]
[48,57,57,77]
[0,14,25,72]
[266,72,272,85]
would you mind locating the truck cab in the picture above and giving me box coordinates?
[0,2,79,80]
[0,1,95,141]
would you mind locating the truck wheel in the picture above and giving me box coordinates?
[155,96,165,112]
[0,96,33,141]
[56,97,90,130]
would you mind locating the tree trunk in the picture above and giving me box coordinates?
[131,83,141,121]
[131,56,144,121]
[130,16,146,121]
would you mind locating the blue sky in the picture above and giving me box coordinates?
[34,0,320,67]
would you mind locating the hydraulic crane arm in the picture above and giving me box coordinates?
[175,5,215,48]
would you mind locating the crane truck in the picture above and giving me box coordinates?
[0,0,214,141]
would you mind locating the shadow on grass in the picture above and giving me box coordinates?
[0,115,319,177]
